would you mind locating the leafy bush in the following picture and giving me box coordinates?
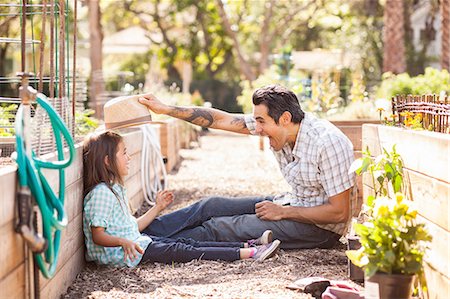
[237,66,304,113]
[0,104,17,136]
[376,67,450,100]
[75,109,99,137]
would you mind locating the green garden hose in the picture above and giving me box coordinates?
[15,92,75,279]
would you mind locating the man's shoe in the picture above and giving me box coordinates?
[252,240,281,261]
[247,230,273,247]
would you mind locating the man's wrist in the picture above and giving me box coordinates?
[280,205,289,220]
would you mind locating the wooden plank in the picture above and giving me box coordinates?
[0,221,24,282]
[0,263,26,299]
[0,166,18,228]
[362,124,450,183]
[39,246,85,299]
[405,170,449,231]
[337,126,362,151]
[332,121,378,151]
[38,145,83,194]
[361,124,382,154]
[424,262,450,299]
[362,169,449,231]
[126,151,142,179]
[63,179,84,222]
[122,129,143,156]
[129,190,145,214]
[39,213,84,290]
[125,171,142,202]
[420,216,450,280]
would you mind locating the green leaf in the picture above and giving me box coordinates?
[349,159,363,174]
[367,195,375,207]
[393,175,403,193]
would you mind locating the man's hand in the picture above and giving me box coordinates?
[255,201,285,221]
[139,94,170,115]
[155,190,174,212]
[120,238,144,262]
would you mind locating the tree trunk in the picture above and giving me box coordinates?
[88,0,105,118]
[258,0,274,75]
[383,0,406,74]
[216,0,255,81]
[441,0,450,71]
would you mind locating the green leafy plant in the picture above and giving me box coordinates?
[347,145,432,292]
[349,145,404,207]
[376,67,450,100]
[75,109,99,137]
[0,104,18,136]
[347,192,432,277]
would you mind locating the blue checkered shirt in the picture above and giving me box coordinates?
[83,183,152,267]
[245,112,356,235]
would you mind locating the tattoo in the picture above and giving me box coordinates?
[230,116,247,130]
[171,107,215,127]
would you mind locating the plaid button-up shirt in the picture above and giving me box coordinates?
[83,183,152,267]
[245,112,355,235]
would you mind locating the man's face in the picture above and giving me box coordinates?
[253,104,288,151]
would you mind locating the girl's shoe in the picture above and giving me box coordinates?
[252,240,281,261]
[247,230,273,247]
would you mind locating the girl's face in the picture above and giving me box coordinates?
[115,141,130,178]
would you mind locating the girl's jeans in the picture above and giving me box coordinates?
[140,236,241,263]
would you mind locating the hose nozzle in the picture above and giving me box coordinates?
[16,187,47,253]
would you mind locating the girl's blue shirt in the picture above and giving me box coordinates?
[83,183,152,267]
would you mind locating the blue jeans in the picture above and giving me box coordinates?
[140,236,241,263]
[142,196,340,249]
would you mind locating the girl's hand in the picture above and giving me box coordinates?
[155,190,174,212]
[120,238,144,262]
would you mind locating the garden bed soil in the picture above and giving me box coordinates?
[63,130,361,298]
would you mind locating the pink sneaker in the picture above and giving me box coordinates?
[247,230,273,247]
[252,240,281,261]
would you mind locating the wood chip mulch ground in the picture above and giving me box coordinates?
[63,130,362,299]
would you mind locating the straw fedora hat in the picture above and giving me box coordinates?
[103,95,152,130]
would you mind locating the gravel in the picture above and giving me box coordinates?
[63,130,361,299]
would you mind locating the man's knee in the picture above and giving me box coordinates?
[200,196,225,205]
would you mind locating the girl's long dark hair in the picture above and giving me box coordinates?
[83,131,124,196]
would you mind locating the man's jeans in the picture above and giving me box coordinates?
[143,196,341,249]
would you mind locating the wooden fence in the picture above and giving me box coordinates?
[392,94,450,133]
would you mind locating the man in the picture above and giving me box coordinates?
[139,85,355,249]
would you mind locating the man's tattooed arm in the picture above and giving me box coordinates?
[169,107,215,127]
[167,106,249,134]
[230,116,247,131]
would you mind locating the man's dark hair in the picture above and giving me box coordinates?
[252,85,304,124]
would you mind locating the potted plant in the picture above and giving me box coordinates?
[347,146,432,299]
[346,145,404,282]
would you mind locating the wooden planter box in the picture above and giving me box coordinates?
[362,124,450,299]
[0,130,145,299]
[331,120,379,217]
[152,119,181,173]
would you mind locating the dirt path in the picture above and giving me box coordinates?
[63,130,359,299]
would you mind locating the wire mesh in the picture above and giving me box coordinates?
[0,0,84,158]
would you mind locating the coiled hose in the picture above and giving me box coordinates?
[140,124,167,204]
[15,93,75,278]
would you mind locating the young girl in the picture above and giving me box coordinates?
[82,131,281,267]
